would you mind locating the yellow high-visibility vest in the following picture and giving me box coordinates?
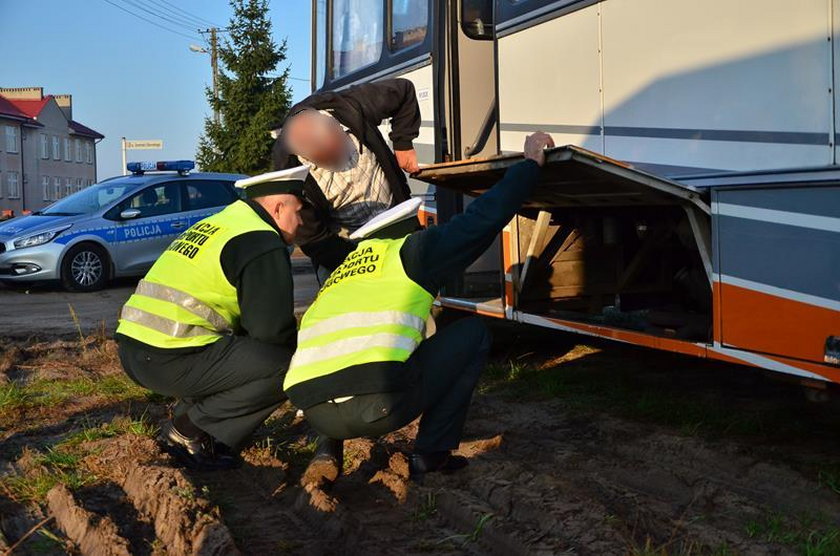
[116,200,278,349]
[284,236,434,395]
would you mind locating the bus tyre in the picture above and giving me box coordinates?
[61,243,109,292]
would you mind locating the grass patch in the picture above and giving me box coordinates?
[0,382,31,411]
[745,512,840,556]
[0,413,158,503]
[480,344,840,443]
[1,445,95,503]
[817,465,840,496]
[0,374,160,428]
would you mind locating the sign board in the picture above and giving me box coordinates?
[124,140,163,150]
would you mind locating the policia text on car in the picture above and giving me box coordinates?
[284,132,555,483]
[114,166,309,471]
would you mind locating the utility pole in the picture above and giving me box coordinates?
[209,27,220,125]
[195,28,222,125]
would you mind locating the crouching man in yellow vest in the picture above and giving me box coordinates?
[284,133,555,483]
[115,166,308,471]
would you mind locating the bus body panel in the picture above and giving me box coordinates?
[497,7,604,154]
[498,0,835,174]
[713,184,840,365]
[310,0,840,384]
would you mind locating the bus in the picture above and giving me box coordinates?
[309,0,840,388]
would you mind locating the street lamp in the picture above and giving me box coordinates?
[190,29,220,125]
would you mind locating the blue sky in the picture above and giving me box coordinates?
[0,0,312,178]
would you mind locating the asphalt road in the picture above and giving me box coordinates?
[0,257,319,339]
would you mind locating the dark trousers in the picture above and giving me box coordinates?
[304,316,491,454]
[118,335,292,448]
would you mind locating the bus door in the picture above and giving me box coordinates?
[436,0,503,305]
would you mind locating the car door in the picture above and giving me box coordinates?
[112,181,188,274]
[181,179,239,227]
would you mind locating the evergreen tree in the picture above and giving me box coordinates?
[196,0,291,174]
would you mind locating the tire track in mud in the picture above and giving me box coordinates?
[436,394,839,555]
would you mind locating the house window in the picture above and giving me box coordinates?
[75,138,82,162]
[42,176,50,201]
[64,138,71,161]
[52,136,61,160]
[85,142,93,164]
[65,178,73,197]
[5,126,19,153]
[40,134,49,159]
[53,177,61,199]
[8,172,20,199]
[0,172,4,199]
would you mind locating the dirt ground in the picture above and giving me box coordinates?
[2,324,840,555]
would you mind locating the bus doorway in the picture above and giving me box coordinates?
[436,0,505,307]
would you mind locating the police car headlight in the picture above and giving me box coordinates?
[13,225,72,249]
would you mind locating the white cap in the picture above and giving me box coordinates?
[234,165,309,198]
[350,197,423,240]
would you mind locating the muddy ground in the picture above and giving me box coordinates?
[1,325,840,555]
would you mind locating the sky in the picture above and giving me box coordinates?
[0,0,312,178]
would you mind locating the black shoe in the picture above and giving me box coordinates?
[302,437,343,487]
[409,451,469,482]
[157,420,242,471]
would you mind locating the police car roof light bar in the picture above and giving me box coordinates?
[127,160,196,176]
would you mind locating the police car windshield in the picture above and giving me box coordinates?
[40,181,139,216]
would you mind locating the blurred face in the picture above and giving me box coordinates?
[285,111,353,171]
[261,194,304,243]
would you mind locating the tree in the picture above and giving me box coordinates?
[196,0,291,175]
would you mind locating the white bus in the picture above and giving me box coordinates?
[310,0,840,387]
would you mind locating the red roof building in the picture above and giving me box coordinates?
[0,87,103,215]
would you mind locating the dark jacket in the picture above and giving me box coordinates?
[272,78,422,271]
[287,160,543,409]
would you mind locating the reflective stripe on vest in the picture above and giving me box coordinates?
[297,310,426,344]
[116,200,279,349]
[119,306,222,339]
[284,236,436,394]
[133,279,231,333]
[292,332,419,369]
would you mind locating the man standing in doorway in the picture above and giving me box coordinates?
[272,78,422,274]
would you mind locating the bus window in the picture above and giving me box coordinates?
[332,0,384,78]
[314,0,327,88]
[461,0,493,40]
[391,0,428,51]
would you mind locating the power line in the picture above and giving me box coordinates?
[127,0,207,31]
[117,0,202,33]
[101,0,203,40]
[139,0,221,30]
[154,0,223,29]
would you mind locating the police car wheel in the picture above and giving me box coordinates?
[61,243,109,292]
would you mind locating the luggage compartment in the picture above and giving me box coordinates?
[414,146,714,341]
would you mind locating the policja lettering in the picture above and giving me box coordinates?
[166,222,223,260]
[321,243,386,291]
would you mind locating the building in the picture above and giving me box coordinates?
[0,87,103,216]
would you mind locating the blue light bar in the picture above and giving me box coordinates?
[127,160,195,175]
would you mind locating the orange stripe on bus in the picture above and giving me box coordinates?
[719,282,840,364]
[535,315,708,358]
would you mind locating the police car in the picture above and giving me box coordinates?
[0,161,246,291]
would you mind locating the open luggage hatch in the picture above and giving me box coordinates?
[414,146,714,342]
[414,145,708,212]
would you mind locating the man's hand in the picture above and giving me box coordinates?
[523,132,555,167]
[395,149,420,174]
